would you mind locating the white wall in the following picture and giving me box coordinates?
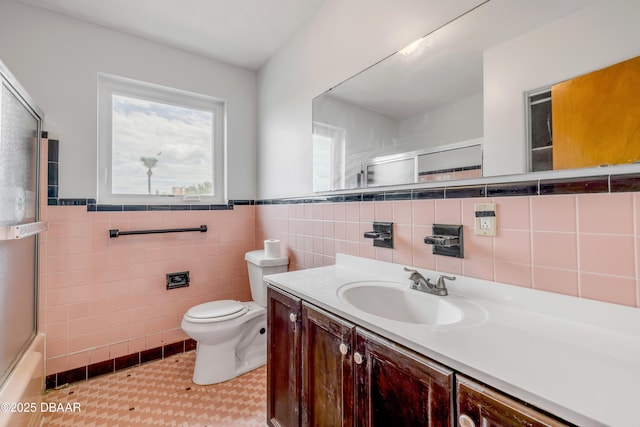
[483,0,640,177]
[397,93,483,150]
[257,0,486,199]
[0,0,257,200]
[314,95,398,157]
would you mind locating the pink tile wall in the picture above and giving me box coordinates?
[37,140,640,377]
[39,204,257,375]
[256,193,640,308]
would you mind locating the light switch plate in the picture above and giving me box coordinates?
[475,203,497,236]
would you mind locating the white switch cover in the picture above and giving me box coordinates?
[475,203,497,236]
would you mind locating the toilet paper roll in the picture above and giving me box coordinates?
[264,239,281,258]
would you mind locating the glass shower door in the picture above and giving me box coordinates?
[0,60,44,386]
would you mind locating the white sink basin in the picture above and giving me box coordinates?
[337,281,465,325]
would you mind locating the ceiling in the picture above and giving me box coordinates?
[17,0,325,70]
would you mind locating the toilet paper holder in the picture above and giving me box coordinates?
[363,222,394,249]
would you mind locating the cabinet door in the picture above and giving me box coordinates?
[302,302,355,427]
[355,328,454,427]
[552,55,640,170]
[456,376,574,427]
[267,286,302,427]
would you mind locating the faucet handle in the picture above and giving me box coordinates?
[404,267,423,288]
[436,275,456,289]
[403,267,421,281]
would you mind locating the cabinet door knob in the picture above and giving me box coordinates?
[339,343,349,355]
[458,414,475,427]
[353,352,363,364]
[289,313,297,322]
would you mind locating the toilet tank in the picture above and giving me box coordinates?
[245,250,289,307]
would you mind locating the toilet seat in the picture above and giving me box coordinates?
[185,300,249,323]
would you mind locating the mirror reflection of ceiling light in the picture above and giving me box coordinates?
[400,38,423,56]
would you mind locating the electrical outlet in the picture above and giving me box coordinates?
[474,203,497,236]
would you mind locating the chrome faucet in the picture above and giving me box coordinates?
[403,268,455,296]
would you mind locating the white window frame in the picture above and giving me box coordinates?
[97,73,226,205]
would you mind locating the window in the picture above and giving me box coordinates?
[312,122,345,192]
[98,74,225,204]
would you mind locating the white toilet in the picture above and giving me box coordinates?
[181,249,288,385]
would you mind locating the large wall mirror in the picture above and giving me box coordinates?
[312,0,640,192]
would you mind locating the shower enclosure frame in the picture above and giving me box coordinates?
[0,58,44,389]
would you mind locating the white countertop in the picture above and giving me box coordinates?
[264,254,640,427]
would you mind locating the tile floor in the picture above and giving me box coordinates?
[42,351,267,426]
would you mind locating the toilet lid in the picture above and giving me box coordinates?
[186,300,248,321]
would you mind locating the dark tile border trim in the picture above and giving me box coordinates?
[539,176,609,195]
[45,174,640,211]
[256,175,615,205]
[47,139,59,205]
[611,173,640,192]
[445,185,486,199]
[486,181,539,197]
[47,199,249,211]
[412,188,445,200]
[45,338,197,390]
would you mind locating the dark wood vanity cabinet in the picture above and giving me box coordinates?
[267,287,302,427]
[268,285,572,427]
[268,286,453,427]
[301,302,355,427]
[355,329,454,427]
[456,376,573,427]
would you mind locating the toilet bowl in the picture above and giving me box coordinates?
[181,249,288,385]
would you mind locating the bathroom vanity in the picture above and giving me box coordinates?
[265,254,640,426]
